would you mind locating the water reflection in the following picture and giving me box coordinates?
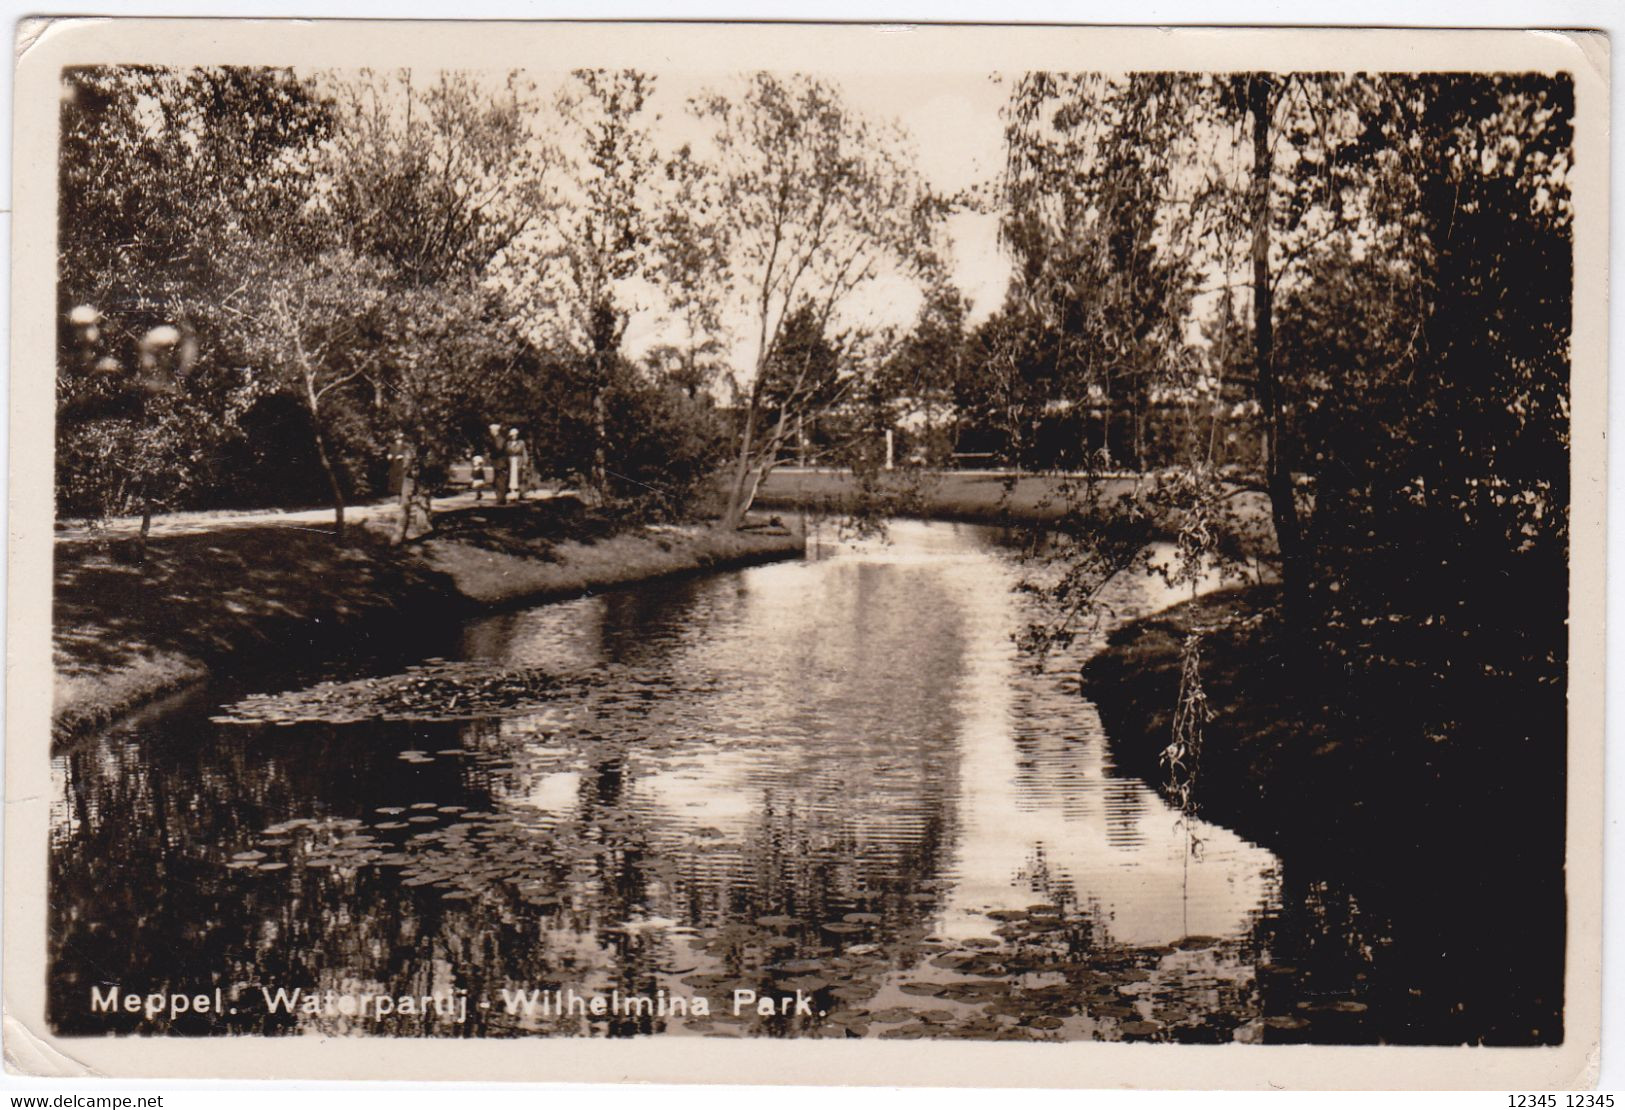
[49,520,1538,1043]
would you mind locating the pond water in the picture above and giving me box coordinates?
[48,520,1541,1043]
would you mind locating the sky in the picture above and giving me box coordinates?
[295,66,1018,375]
[808,69,1012,315]
[531,68,1016,367]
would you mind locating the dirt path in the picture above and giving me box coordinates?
[54,488,576,543]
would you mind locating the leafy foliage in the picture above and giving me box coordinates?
[992,70,1572,775]
[56,66,333,523]
[687,72,945,527]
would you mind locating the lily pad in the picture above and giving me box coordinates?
[1265,1015,1310,1030]
[778,959,824,974]
[213,661,572,724]
[898,982,948,997]
[784,977,831,993]
[1298,1000,1368,1014]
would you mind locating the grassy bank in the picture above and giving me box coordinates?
[1080,584,1565,868]
[1081,584,1568,1043]
[52,500,802,742]
[756,468,1274,535]
[755,468,1124,524]
[1080,585,1344,857]
[418,501,800,606]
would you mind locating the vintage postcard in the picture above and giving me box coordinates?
[6,18,1608,1089]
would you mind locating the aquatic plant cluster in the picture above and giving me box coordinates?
[51,528,1393,1045]
[209,747,1369,1044]
[213,661,573,725]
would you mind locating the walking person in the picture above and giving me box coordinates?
[505,428,532,501]
[486,422,509,504]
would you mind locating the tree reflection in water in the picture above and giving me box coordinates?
[49,521,1541,1044]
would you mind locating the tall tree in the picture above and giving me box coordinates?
[998,67,1573,706]
[231,249,389,538]
[998,71,1372,624]
[307,67,553,534]
[537,68,659,500]
[880,282,970,465]
[56,66,333,534]
[1241,75,1309,625]
[689,72,942,528]
[648,143,732,401]
[1001,73,1200,472]
[1276,73,1573,688]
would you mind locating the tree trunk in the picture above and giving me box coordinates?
[591,350,609,499]
[1133,389,1147,472]
[301,364,347,540]
[395,447,433,544]
[397,473,413,544]
[735,464,769,522]
[310,415,346,539]
[724,405,796,529]
[722,394,761,530]
[135,502,153,564]
[1100,393,1112,470]
[1248,75,1309,627]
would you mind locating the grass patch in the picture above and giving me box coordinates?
[420,518,800,607]
[1082,583,1565,872]
[53,524,465,739]
[1081,585,1341,855]
[756,469,1118,524]
[756,469,1275,539]
[52,503,802,742]
[425,496,633,558]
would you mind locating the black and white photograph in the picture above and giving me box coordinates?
[5,18,1608,1089]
